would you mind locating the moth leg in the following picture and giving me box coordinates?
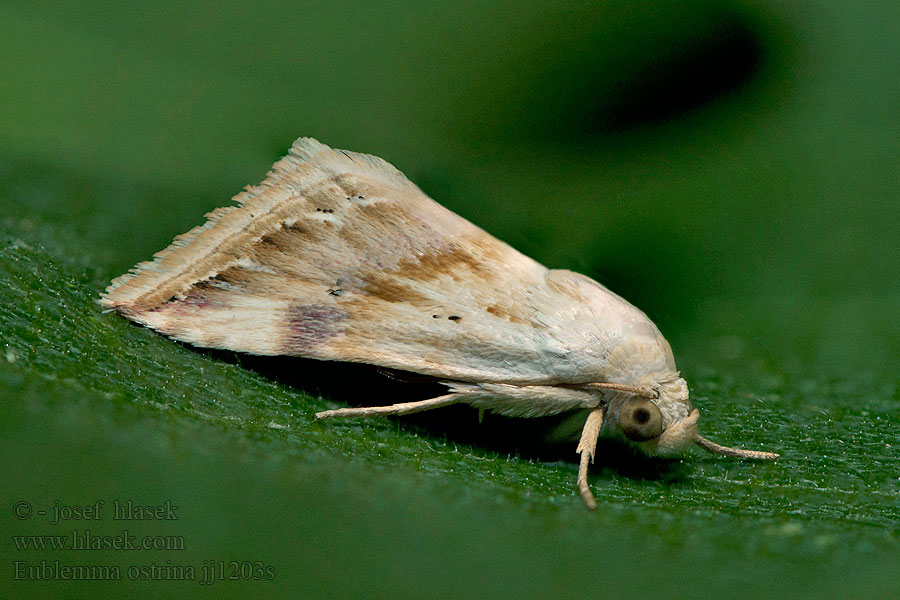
[315,393,459,420]
[575,407,604,510]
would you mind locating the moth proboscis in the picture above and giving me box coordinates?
[101,137,779,509]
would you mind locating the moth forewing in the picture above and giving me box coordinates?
[102,137,779,510]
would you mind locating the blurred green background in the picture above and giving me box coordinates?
[1,1,897,598]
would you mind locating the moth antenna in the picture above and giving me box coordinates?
[694,435,779,460]
[579,382,658,399]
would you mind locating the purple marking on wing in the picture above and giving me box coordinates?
[285,304,347,351]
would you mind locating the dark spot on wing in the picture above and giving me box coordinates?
[191,280,215,291]
[284,222,308,234]
[258,235,281,250]
[448,315,461,322]
[258,221,322,252]
[283,303,347,352]
[331,173,379,202]
[178,287,213,309]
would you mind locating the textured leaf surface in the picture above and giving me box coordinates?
[1,1,898,598]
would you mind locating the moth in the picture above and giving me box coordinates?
[101,137,778,509]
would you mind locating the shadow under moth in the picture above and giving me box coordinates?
[101,137,778,509]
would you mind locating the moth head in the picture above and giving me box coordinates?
[602,376,779,460]
[605,375,698,456]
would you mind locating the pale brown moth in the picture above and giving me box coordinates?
[101,138,778,509]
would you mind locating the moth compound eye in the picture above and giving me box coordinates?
[619,398,663,442]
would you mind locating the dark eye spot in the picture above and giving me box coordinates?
[633,408,650,424]
[448,315,461,321]
[620,398,663,442]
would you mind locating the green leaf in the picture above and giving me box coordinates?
[1,1,898,598]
